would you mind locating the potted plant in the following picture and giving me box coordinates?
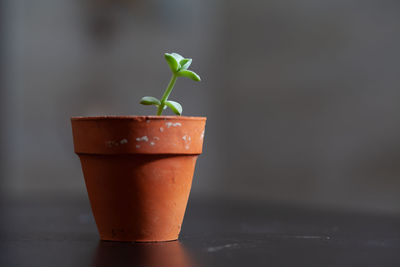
[71,53,206,242]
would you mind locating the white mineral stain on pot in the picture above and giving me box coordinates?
[150,142,155,146]
[146,120,150,124]
[182,135,191,142]
[136,145,141,148]
[165,122,182,128]
[153,137,160,141]
[159,127,164,132]
[182,135,191,149]
[120,139,128,144]
[136,136,149,142]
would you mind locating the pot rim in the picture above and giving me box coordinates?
[71,115,206,121]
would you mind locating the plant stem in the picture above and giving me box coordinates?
[157,74,177,115]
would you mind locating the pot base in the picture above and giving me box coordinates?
[80,154,197,242]
[99,237,179,243]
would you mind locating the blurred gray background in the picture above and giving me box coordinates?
[1,0,400,213]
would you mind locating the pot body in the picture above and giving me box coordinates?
[71,116,206,242]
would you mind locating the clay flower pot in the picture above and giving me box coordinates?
[71,116,206,242]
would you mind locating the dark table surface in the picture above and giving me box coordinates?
[1,196,399,267]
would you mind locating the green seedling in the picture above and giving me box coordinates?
[140,52,201,116]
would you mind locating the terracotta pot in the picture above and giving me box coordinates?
[71,116,206,242]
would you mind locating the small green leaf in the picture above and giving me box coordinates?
[171,53,184,63]
[164,53,179,72]
[179,58,192,70]
[165,100,183,115]
[177,70,201,81]
[140,96,161,106]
